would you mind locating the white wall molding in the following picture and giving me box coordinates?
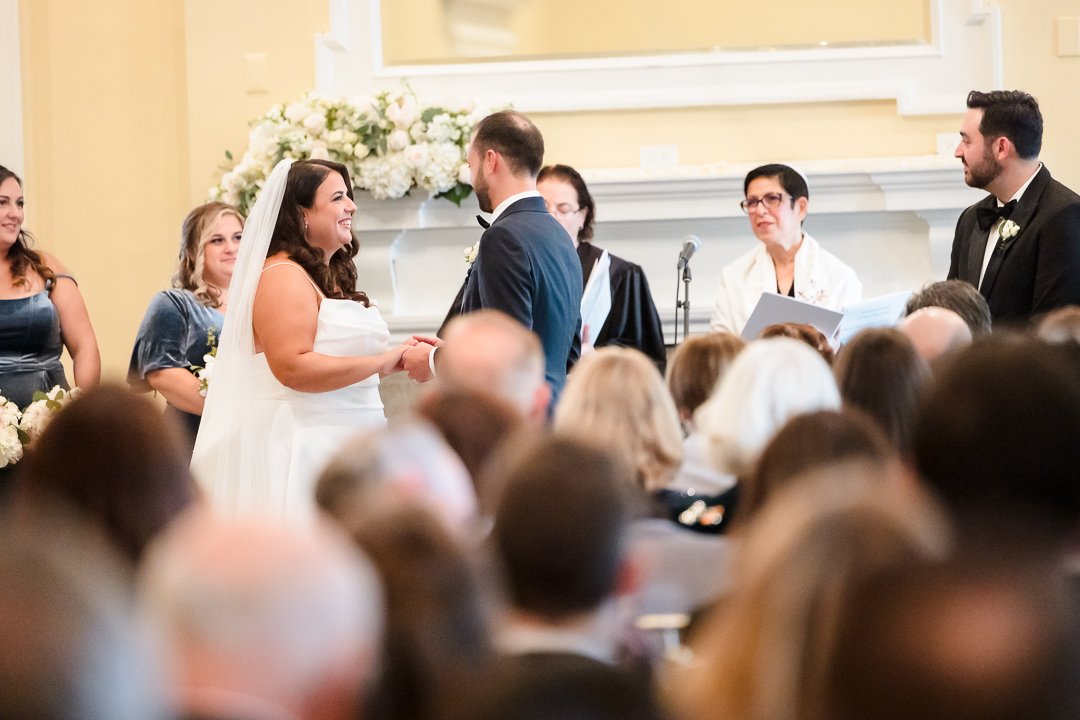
[351,157,984,341]
[0,0,24,176]
[319,0,1003,115]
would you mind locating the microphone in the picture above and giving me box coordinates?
[677,235,700,270]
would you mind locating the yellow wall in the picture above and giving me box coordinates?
[183,0,328,203]
[19,0,190,381]
[17,0,1080,380]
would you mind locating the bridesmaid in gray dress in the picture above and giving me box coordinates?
[128,202,243,448]
[0,165,99,410]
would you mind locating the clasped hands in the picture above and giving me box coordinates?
[390,335,440,382]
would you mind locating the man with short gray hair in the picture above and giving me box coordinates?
[139,512,383,720]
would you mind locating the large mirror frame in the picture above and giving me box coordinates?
[316,0,1002,115]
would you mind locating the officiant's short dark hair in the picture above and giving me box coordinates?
[472,110,545,177]
[744,163,809,201]
[966,90,1043,160]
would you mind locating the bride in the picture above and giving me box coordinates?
[192,159,405,518]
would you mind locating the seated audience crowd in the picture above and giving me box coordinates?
[5,308,1080,720]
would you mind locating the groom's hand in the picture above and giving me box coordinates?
[401,342,437,382]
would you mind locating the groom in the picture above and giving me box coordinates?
[403,111,582,400]
[948,89,1080,325]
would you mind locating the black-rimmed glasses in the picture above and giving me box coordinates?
[740,192,791,213]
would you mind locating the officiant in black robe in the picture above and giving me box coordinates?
[441,164,666,373]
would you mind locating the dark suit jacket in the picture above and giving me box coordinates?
[578,242,667,373]
[948,165,1080,325]
[460,196,582,398]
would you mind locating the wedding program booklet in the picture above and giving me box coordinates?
[579,250,612,345]
[740,292,845,341]
[836,291,913,344]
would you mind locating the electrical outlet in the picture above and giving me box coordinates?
[936,132,958,159]
[640,144,679,170]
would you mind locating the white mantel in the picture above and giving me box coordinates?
[353,156,984,342]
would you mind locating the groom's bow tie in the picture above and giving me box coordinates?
[476,215,491,229]
[976,199,1018,232]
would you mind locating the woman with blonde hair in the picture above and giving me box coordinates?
[554,346,683,492]
[553,347,731,619]
[129,201,244,446]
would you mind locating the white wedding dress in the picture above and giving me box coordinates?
[252,296,388,516]
[191,159,389,521]
[195,291,388,520]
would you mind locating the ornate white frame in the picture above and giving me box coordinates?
[316,0,1002,115]
[0,0,24,175]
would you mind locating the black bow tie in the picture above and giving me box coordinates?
[976,199,1018,232]
[476,215,490,229]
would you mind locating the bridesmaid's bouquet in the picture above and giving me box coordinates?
[0,385,80,467]
[190,327,218,397]
[0,394,22,467]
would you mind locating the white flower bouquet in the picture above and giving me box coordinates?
[190,327,218,398]
[210,89,491,214]
[0,394,22,468]
[0,385,81,467]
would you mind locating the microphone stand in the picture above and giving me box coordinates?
[675,262,692,344]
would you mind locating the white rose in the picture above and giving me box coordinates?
[403,143,430,169]
[310,140,330,161]
[458,163,473,186]
[19,400,51,442]
[1000,219,1021,240]
[386,96,419,130]
[0,399,20,427]
[284,101,308,124]
[353,143,371,160]
[388,129,410,152]
[0,424,22,468]
[302,112,327,134]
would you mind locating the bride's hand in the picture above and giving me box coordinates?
[379,345,407,376]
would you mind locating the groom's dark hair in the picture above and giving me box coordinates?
[471,110,545,178]
[967,90,1043,161]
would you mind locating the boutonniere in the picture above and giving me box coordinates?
[997,219,1021,250]
[464,241,479,267]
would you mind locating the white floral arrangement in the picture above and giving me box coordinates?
[0,395,22,467]
[464,240,480,267]
[190,328,218,398]
[0,386,81,468]
[210,88,489,214]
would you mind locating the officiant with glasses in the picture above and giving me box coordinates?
[537,164,667,372]
[709,164,861,335]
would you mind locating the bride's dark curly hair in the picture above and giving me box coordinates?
[267,159,369,306]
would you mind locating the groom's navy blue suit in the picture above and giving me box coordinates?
[461,195,582,399]
[948,165,1080,324]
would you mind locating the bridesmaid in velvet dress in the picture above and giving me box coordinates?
[0,165,99,408]
[129,202,243,450]
[0,165,100,483]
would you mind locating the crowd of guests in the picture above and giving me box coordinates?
[5,292,1080,719]
[4,89,1080,719]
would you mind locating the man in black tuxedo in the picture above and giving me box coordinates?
[948,90,1080,325]
[402,111,582,401]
